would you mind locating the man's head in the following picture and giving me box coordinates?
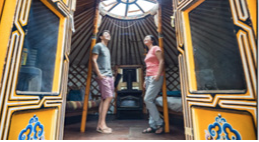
[99,30,111,41]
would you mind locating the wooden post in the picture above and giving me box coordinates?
[80,0,100,133]
[114,66,119,114]
[158,1,170,133]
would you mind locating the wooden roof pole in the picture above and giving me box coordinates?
[80,0,100,133]
[158,0,170,133]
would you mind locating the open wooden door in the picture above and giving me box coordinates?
[0,0,76,140]
[173,0,257,140]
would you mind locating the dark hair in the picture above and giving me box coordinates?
[144,35,158,53]
[98,30,110,41]
[147,35,158,46]
[100,30,110,37]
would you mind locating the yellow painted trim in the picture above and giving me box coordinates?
[0,0,17,89]
[62,0,70,5]
[182,0,205,91]
[7,108,58,140]
[18,0,32,26]
[40,0,65,93]
[181,0,256,94]
[40,0,64,18]
[52,18,65,92]
[187,88,256,125]
[246,0,257,36]
[0,0,5,17]
[191,106,256,140]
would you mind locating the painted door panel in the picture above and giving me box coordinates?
[173,0,257,140]
[0,0,76,140]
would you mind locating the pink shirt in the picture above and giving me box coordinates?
[144,46,163,76]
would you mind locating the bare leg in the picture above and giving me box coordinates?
[97,99,104,130]
[98,97,113,130]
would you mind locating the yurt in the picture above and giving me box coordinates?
[0,0,257,140]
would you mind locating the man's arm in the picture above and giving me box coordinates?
[92,54,105,80]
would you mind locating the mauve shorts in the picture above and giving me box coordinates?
[96,76,114,99]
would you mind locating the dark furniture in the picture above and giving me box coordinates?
[116,69,143,119]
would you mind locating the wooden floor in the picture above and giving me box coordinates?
[63,116,185,140]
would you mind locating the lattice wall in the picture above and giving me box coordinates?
[67,65,115,114]
[68,65,87,91]
[165,66,181,91]
[68,65,180,91]
[67,65,181,114]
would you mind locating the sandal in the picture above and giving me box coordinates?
[142,127,156,133]
[155,124,164,135]
[96,127,112,134]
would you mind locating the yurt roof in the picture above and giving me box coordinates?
[69,0,178,66]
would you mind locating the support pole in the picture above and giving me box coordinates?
[158,1,170,133]
[80,0,100,133]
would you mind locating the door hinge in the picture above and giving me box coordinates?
[185,127,193,136]
[64,54,69,62]
[69,14,75,33]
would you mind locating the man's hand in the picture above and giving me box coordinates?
[98,74,106,80]
[143,81,146,89]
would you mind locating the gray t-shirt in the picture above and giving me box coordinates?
[92,43,112,77]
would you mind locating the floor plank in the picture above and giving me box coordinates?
[63,118,185,140]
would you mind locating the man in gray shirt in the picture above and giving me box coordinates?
[92,30,114,134]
